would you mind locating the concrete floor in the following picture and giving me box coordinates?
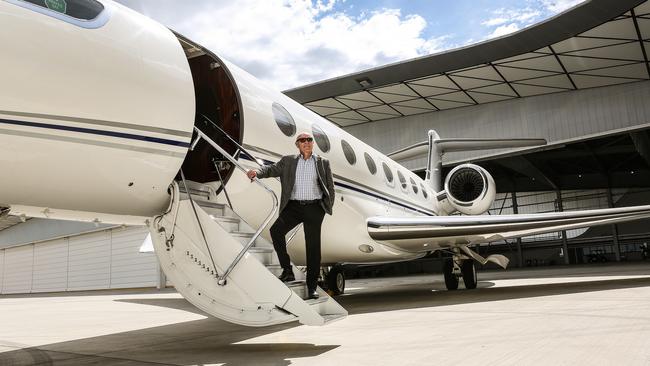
[1,263,650,366]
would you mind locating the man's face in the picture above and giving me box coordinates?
[296,135,314,156]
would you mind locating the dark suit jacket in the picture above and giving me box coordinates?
[256,154,335,215]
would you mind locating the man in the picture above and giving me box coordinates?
[246,132,334,299]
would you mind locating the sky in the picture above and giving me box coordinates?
[114,0,586,91]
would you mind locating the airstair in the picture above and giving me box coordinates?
[148,125,347,327]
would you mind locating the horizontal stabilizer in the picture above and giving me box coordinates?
[388,138,547,161]
[367,204,650,249]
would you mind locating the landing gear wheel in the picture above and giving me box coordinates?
[443,259,459,290]
[461,260,477,289]
[326,264,345,295]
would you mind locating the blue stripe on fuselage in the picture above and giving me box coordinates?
[0,118,191,148]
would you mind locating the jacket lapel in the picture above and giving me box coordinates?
[287,154,299,190]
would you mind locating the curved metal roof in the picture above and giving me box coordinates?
[285,0,650,127]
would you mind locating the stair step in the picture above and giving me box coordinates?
[248,247,276,264]
[231,231,264,246]
[211,215,240,232]
[287,280,307,298]
[178,188,211,201]
[305,296,328,306]
[322,314,347,324]
[197,204,226,217]
[266,264,284,277]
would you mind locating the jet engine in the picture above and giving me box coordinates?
[437,164,496,215]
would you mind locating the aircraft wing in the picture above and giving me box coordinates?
[367,205,650,250]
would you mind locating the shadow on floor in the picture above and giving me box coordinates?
[337,276,650,315]
[2,273,650,365]
[0,299,336,366]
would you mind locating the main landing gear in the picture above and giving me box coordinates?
[321,264,345,296]
[442,249,478,290]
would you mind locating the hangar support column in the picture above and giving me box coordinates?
[606,186,621,262]
[556,190,570,265]
[512,191,524,268]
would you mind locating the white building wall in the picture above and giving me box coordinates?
[0,226,158,294]
[68,231,112,291]
[2,245,34,294]
[0,250,4,293]
[32,238,68,293]
[110,226,158,289]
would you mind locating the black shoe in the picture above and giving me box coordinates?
[278,269,295,282]
[307,289,319,299]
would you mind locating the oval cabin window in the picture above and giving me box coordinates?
[382,162,394,183]
[272,103,296,137]
[365,153,377,175]
[410,177,418,194]
[397,171,407,190]
[420,183,428,198]
[341,140,356,165]
[312,124,330,152]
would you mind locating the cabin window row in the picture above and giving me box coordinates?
[272,102,429,199]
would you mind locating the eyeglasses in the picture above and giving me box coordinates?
[297,137,313,143]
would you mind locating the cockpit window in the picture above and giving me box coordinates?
[17,0,104,20]
[8,0,111,28]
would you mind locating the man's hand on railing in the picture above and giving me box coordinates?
[246,170,257,181]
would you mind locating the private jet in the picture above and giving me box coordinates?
[2,0,650,326]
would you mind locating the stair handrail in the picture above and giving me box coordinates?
[192,126,279,286]
[199,115,303,243]
[198,117,303,259]
[198,114,263,169]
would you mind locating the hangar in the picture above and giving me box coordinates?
[285,0,650,269]
[0,0,649,294]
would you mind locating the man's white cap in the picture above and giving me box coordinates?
[295,131,313,142]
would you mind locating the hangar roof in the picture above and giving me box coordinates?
[285,0,650,127]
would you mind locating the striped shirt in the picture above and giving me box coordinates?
[290,155,322,200]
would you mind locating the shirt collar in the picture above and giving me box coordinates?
[297,153,317,161]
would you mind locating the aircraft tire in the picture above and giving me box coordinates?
[443,259,459,290]
[461,260,478,289]
[327,264,345,295]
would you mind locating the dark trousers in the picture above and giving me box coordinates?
[270,200,325,290]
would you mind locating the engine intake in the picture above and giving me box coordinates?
[439,164,496,215]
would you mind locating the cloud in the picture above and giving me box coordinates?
[541,0,586,14]
[478,1,585,41]
[487,23,521,39]
[481,17,509,27]
[116,0,451,90]
[482,7,542,28]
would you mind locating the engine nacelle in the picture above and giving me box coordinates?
[437,164,496,215]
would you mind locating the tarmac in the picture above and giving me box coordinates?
[1,263,650,366]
